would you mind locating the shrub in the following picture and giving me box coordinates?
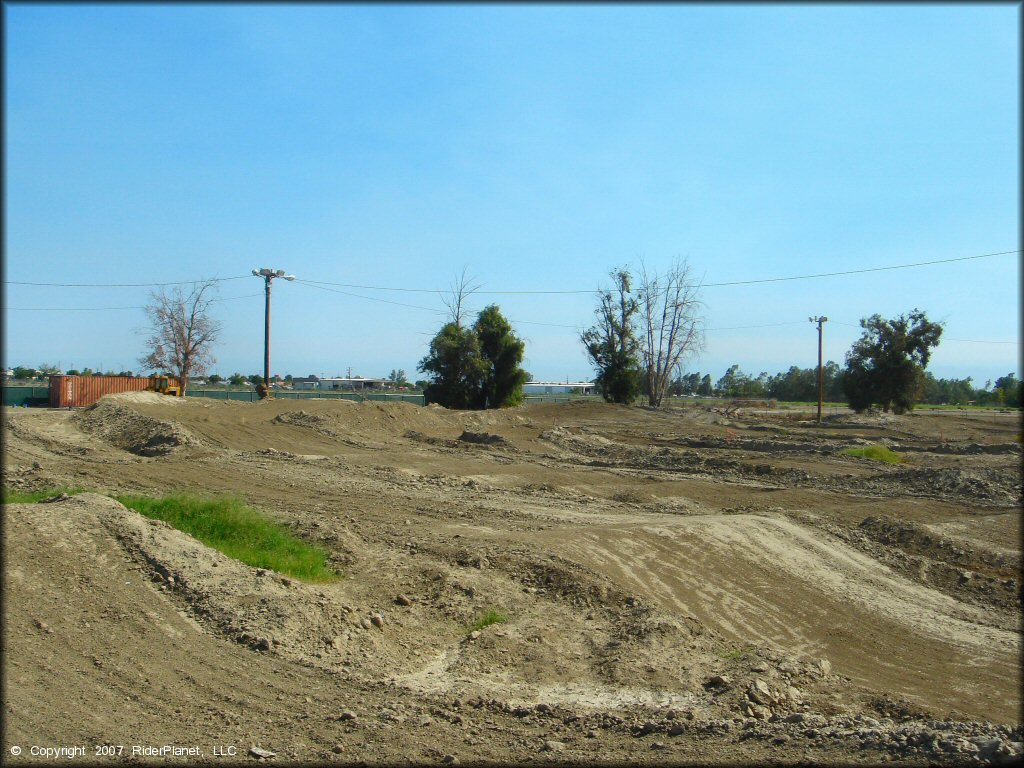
[839,445,904,464]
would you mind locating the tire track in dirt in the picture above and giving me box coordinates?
[537,513,1020,722]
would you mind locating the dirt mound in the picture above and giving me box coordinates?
[4,398,1022,762]
[72,397,199,456]
[857,515,1019,612]
[929,442,1023,455]
[883,467,1021,505]
[272,409,340,437]
[540,426,615,454]
[284,400,459,441]
[458,430,511,448]
[105,390,185,405]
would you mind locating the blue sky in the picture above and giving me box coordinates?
[4,4,1019,385]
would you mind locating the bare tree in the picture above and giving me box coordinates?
[139,280,221,395]
[636,259,704,407]
[440,267,480,327]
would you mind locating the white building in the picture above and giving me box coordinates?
[522,381,596,395]
[317,377,390,391]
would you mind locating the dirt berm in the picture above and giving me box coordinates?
[2,395,1021,765]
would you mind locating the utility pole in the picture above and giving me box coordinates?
[809,316,828,423]
[252,268,296,399]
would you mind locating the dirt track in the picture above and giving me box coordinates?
[2,394,1021,764]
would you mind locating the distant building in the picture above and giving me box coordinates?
[318,377,388,391]
[292,376,319,390]
[523,381,596,395]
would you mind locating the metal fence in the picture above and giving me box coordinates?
[2,384,600,408]
[2,385,51,407]
[187,390,597,406]
[185,389,426,405]
[521,394,602,404]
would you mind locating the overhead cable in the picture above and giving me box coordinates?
[5,275,251,288]
[6,248,1016,293]
[6,293,264,311]
[261,248,1021,294]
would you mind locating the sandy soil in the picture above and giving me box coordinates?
[2,394,1021,765]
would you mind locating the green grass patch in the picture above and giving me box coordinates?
[2,486,88,504]
[468,609,508,632]
[114,492,341,583]
[840,444,905,464]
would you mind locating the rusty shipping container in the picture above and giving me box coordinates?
[48,375,181,408]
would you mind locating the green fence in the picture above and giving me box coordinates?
[2,385,50,407]
[186,390,589,406]
[3,384,592,408]
[186,389,425,405]
[522,394,602,404]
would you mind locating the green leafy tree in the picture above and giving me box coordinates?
[921,373,976,405]
[581,269,643,404]
[474,305,528,408]
[679,372,701,395]
[697,374,713,396]
[766,366,816,402]
[419,306,528,409]
[248,374,264,386]
[228,373,246,387]
[993,373,1021,408]
[388,368,410,387]
[66,369,80,376]
[823,360,844,401]
[843,309,943,414]
[418,322,488,409]
[12,366,37,380]
[715,364,748,397]
[207,373,224,384]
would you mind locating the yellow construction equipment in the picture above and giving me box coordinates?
[149,376,182,397]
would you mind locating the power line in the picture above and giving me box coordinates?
[705,320,808,331]
[5,275,252,288]
[6,248,1016,294]
[510,319,582,329]
[831,320,1019,344]
[6,293,264,311]
[701,249,1018,287]
[241,248,1021,294]
[298,278,591,295]
[292,279,447,314]
[942,338,1022,345]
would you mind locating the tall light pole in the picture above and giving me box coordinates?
[252,268,295,399]
[809,316,828,423]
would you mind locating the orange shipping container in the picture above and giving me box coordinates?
[48,375,181,408]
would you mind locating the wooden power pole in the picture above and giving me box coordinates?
[253,268,296,398]
[809,316,828,422]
